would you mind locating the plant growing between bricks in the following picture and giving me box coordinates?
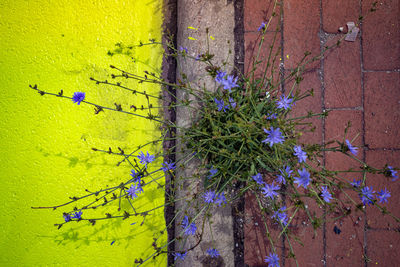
[31,1,398,266]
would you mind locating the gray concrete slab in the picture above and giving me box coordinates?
[175,0,236,266]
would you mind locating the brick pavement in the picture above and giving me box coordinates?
[243,0,400,266]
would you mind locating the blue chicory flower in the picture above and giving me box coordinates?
[72,92,85,105]
[262,127,285,147]
[130,169,141,182]
[126,183,143,200]
[293,168,311,189]
[350,179,361,187]
[387,166,398,181]
[215,192,227,207]
[203,190,216,203]
[207,248,220,258]
[161,161,176,172]
[214,98,229,112]
[63,213,71,222]
[258,21,267,32]
[377,188,390,203]
[221,75,239,93]
[264,252,280,267]
[174,251,187,260]
[321,186,333,203]
[72,211,82,220]
[293,145,307,163]
[179,46,188,54]
[272,206,288,226]
[181,216,197,235]
[276,95,294,110]
[261,182,280,199]
[208,167,218,179]
[252,173,264,185]
[276,166,293,185]
[360,186,375,205]
[266,113,277,120]
[345,139,358,155]
[215,71,226,83]
[137,151,155,167]
[229,97,237,108]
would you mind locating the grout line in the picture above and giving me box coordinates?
[365,147,400,151]
[363,69,400,72]
[358,1,368,266]
[326,107,363,111]
[319,1,327,266]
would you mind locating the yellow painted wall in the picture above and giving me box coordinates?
[0,0,166,266]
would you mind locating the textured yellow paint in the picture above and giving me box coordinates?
[0,0,166,266]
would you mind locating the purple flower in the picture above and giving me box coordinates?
[387,166,398,181]
[181,216,197,235]
[229,97,237,108]
[203,190,216,203]
[345,139,358,156]
[162,161,176,172]
[261,182,280,199]
[208,167,218,178]
[207,248,220,258]
[215,192,227,207]
[272,206,288,226]
[130,169,141,182]
[276,166,293,185]
[377,188,390,203]
[63,213,71,222]
[252,173,264,185]
[221,75,239,93]
[321,186,332,203]
[215,71,226,83]
[266,113,277,120]
[350,179,361,187]
[137,151,155,167]
[264,252,280,267]
[258,21,267,32]
[214,98,229,112]
[174,251,187,260]
[262,127,285,147]
[126,183,143,199]
[293,145,307,163]
[360,186,375,205]
[179,46,188,54]
[276,95,294,110]
[293,168,311,189]
[72,92,85,105]
[72,211,82,220]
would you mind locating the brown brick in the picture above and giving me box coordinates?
[365,150,400,229]
[284,0,320,69]
[245,31,282,83]
[322,0,360,33]
[244,0,282,32]
[326,208,365,266]
[366,230,400,266]
[324,36,362,108]
[244,192,284,266]
[325,110,363,147]
[362,0,400,70]
[285,226,324,267]
[290,70,323,145]
[364,72,400,149]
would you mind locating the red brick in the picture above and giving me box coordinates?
[244,31,282,83]
[366,230,400,266]
[244,192,284,266]
[284,0,320,69]
[325,110,363,147]
[290,70,323,145]
[322,0,360,33]
[326,208,365,266]
[365,150,400,229]
[362,0,400,70]
[285,226,324,267]
[364,72,400,149]
[244,0,282,32]
[324,35,362,108]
